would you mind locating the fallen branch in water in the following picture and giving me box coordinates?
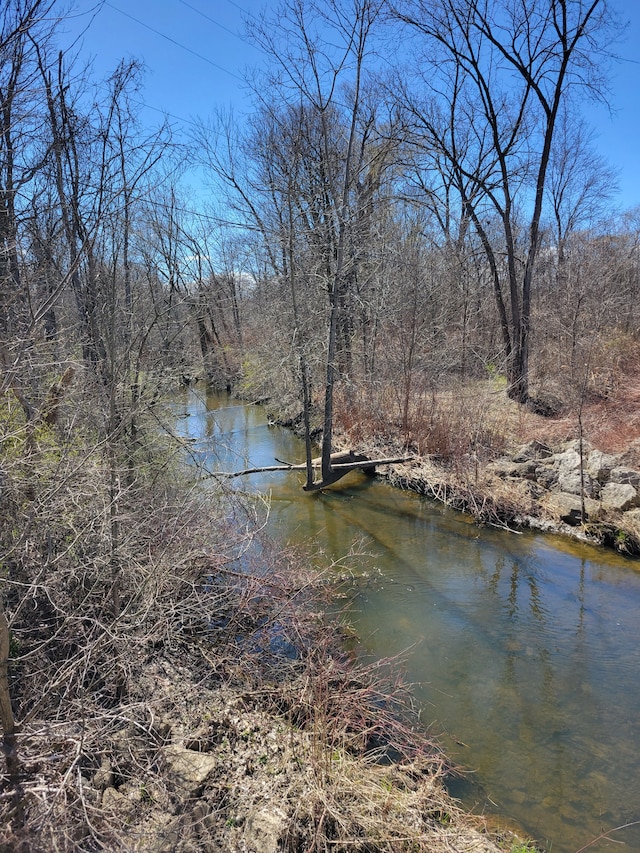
[573,820,640,853]
[215,453,413,482]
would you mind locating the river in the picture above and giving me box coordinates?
[172,387,640,852]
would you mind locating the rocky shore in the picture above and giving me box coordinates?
[261,383,638,558]
[71,655,508,853]
[380,438,640,557]
[3,486,521,853]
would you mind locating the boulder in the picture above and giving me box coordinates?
[554,449,596,496]
[553,448,581,470]
[535,465,558,490]
[562,439,593,455]
[102,786,134,816]
[487,460,517,478]
[609,467,640,489]
[622,509,640,540]
[586,450,619,483]
[487,459,538,479]
[600,483,639,512]
[546,493,602,526]
[244,807,288,853]
[163,744,219,796]
[512,440,554,462]
[559,469,597,497]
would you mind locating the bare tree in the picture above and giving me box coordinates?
[246,0,388,487]
[548,107,618,272]
[393,0,618,402]
[0,0,58,395]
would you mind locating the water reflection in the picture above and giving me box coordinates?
[171,388,640,852]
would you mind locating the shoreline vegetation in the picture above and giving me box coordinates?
[2,1,639,848]
[3,368,639,852]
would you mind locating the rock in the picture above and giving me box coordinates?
[553,448,580,470]
[133,813,183,853]
[512,440,553,462]
[487,460,518,478]
[514,460,539,479]
[600,483,639,512]
[554,449,596,496]
[562,439,593,455]
[556,466,596,497]
[609,467,640,489]
[622,509,640,540]
[546,493,602,525]
[102,786,132,813]
[244,807,288,853]
[487,459,537,479]
[586,450,619,483]
[535,465,558,490]
[184,720,226,752]
[93,758,114,791]
[163,744,219,796]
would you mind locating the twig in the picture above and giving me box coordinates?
[573,820,640,853]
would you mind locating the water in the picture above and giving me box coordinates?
[172,387,640,852]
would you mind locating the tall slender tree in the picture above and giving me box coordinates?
[394,0,617,401]
[248,0,386,485]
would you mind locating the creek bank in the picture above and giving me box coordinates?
[381,439,640,556]
[268,404,640,556]
[75,653,508,853]
[5,536,517,853]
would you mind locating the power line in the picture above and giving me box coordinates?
[142,196,260,231]
[104,1,245,82]
[177,0,246,45]
[176,0,269,60]
[220,0,251,16]
[129,95,201,130]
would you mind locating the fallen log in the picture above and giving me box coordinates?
[216,451,412,486]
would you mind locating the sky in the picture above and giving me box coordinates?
[61,0,640,211]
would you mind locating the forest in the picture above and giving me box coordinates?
[1,0,639,849]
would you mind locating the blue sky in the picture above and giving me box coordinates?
[62,0,640,211]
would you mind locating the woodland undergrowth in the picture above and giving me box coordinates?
[0,381,506,853]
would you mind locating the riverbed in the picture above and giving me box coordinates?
[172,387,640,852]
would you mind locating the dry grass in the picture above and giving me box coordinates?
[0,540,499,852]
[336,378,512,468]
[328,341,640,544]
[336,338,640,472]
